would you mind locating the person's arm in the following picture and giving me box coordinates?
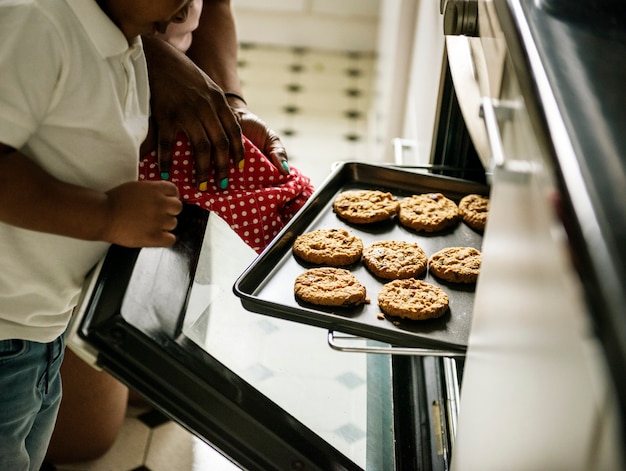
[187,0,291,174]
[0,144,182,247]
[142,35,245,190]
[187,0,242,98]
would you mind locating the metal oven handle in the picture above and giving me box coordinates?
[480,97,508,171]
[327,330,466,357]
[480,97,535,177]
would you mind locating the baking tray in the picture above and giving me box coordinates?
[233,162,489,351]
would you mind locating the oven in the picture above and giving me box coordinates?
[68,1,625,469]
[439,0,626,468]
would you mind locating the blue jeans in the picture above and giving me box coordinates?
[0,336,64,471]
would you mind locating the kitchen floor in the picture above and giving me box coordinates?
[44,43,376,471]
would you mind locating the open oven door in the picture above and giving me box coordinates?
[67,203,396,471]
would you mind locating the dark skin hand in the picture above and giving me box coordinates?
[187,0,289,175]
[225,95,290,173]
[187,0,290,174]
[143,0,290,190]
[141,36,244,189]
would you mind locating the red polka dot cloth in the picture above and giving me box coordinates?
[139,133,314,253]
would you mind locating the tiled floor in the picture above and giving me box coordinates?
[45,43,377,471]
[238,43,376,187]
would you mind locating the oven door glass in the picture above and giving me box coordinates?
[75,204,395,471]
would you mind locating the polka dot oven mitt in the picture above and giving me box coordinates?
[139,133,315,253]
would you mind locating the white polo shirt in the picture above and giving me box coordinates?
[0,0,150,342]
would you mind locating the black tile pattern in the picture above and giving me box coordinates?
[344,110,362,119]
[236,43,375,170]
[344,88,362,98]
[138,409,171,429]
[286,83,303,93]
[284,105,300,114]
[341,51,377,150]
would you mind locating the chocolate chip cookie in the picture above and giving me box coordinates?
[333,190,399,224]
[294,267,369,307]
[428,246,481,283]
[292,228,363,266]
[398,193,460,232]
[459,194,489,232]
[362,240,428,280]
[377,278,449,320]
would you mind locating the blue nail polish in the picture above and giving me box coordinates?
[160,171,169,180]
[281,161,290,173]
[219,177,229,190]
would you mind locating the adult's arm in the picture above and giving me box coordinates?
[187,0,291,174]
[187,0,242,98]
[142,36,244,190]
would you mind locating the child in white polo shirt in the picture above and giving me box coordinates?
[0,0,192,468]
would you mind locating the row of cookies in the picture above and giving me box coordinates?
[292,229,481,284]
[292,189,487,321]
[294,268,451,321]
[292,228,481,321]
[332,190,489,232]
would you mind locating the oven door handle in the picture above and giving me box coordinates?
[327,330,466,357]
[480,97,508,171]
[480,97,533,181]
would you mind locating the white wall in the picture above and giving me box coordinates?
[368,0,446,164]
[401,0,445,164]
[232,0,380,52]
[368,0,418,163]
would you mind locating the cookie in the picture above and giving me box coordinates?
[459,194,489,231]
[398,193,460,232]
[333,190,399,224]
[292,228,363,266]
[428,247,481,283]
[362,240,428,280]
[294,267,368,307]
[377,279,449,320]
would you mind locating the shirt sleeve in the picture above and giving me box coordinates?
[0,3,63,149]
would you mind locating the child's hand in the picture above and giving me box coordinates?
[102,181,183,248]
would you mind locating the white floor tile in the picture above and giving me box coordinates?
[146,422,241,471]
[239,45,297,67]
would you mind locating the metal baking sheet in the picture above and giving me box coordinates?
[233,162,489,351]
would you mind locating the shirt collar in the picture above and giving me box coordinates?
[65,0,133,58]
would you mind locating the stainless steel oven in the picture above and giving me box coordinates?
[68,1,625,469]
[439,1,626,469]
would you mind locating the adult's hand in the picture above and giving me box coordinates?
[142,36,244,190]
[226,95,291,175]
